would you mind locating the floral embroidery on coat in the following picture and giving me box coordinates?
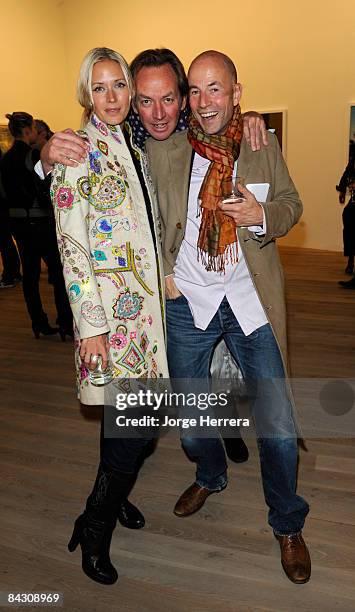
[51,115,168,404]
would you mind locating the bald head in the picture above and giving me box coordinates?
[188,50,237,84]
[188,50,242,136]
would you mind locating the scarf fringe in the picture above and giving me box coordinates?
[197,242,238,274]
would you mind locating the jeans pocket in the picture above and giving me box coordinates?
[246,328,259,341]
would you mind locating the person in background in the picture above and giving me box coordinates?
[337,155,355,288]
[0,148,21,288]
[34,119,54,154]
[0,112,72,338]
[30,119,58,288]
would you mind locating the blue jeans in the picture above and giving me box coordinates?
[166,295,309,535]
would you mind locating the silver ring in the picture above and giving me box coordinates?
[91,354,99,363]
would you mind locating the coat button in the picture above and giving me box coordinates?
[169,247,176,253]
[176,222,182,229]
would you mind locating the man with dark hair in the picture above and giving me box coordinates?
[130,47,189,97]
[128,48,189,143]
[145,49,310,585]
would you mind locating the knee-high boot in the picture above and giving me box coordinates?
[68,464,136,585]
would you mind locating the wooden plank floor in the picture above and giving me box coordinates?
[0,247,354,612]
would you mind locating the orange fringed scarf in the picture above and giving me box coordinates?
[187,105,243,272]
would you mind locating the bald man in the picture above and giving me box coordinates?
[146,50,311,585]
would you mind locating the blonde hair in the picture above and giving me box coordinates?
[77,47,133,126]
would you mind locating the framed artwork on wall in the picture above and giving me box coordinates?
[0,124,13,154]
[260,110,287,157]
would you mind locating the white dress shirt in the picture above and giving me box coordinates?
[34,160,46,179]
[173,152,268,334]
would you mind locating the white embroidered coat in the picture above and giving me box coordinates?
[51,114,169,405]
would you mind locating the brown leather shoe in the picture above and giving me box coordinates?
[174,483,215,517]
[275,532,311,584]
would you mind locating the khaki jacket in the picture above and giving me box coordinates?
[146,131,303,372]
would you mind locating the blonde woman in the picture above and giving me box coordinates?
[51,48,169,585]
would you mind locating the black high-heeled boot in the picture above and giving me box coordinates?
[68,512,118,585]
[345,257,354,275]
[117,499,145,529]
[32,321,59,339]
[68,465,140,585]
[56,317,74,342]
[58,326,74,342]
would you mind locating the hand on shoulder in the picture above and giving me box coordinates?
[41,128,89,174]
[242,112,269,152]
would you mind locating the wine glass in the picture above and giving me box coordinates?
[221,176,245,203]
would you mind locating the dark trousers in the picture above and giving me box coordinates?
[10,217,72,327]
[100,410,153,475]
[342,199,355,257]
[0,213,21,282]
